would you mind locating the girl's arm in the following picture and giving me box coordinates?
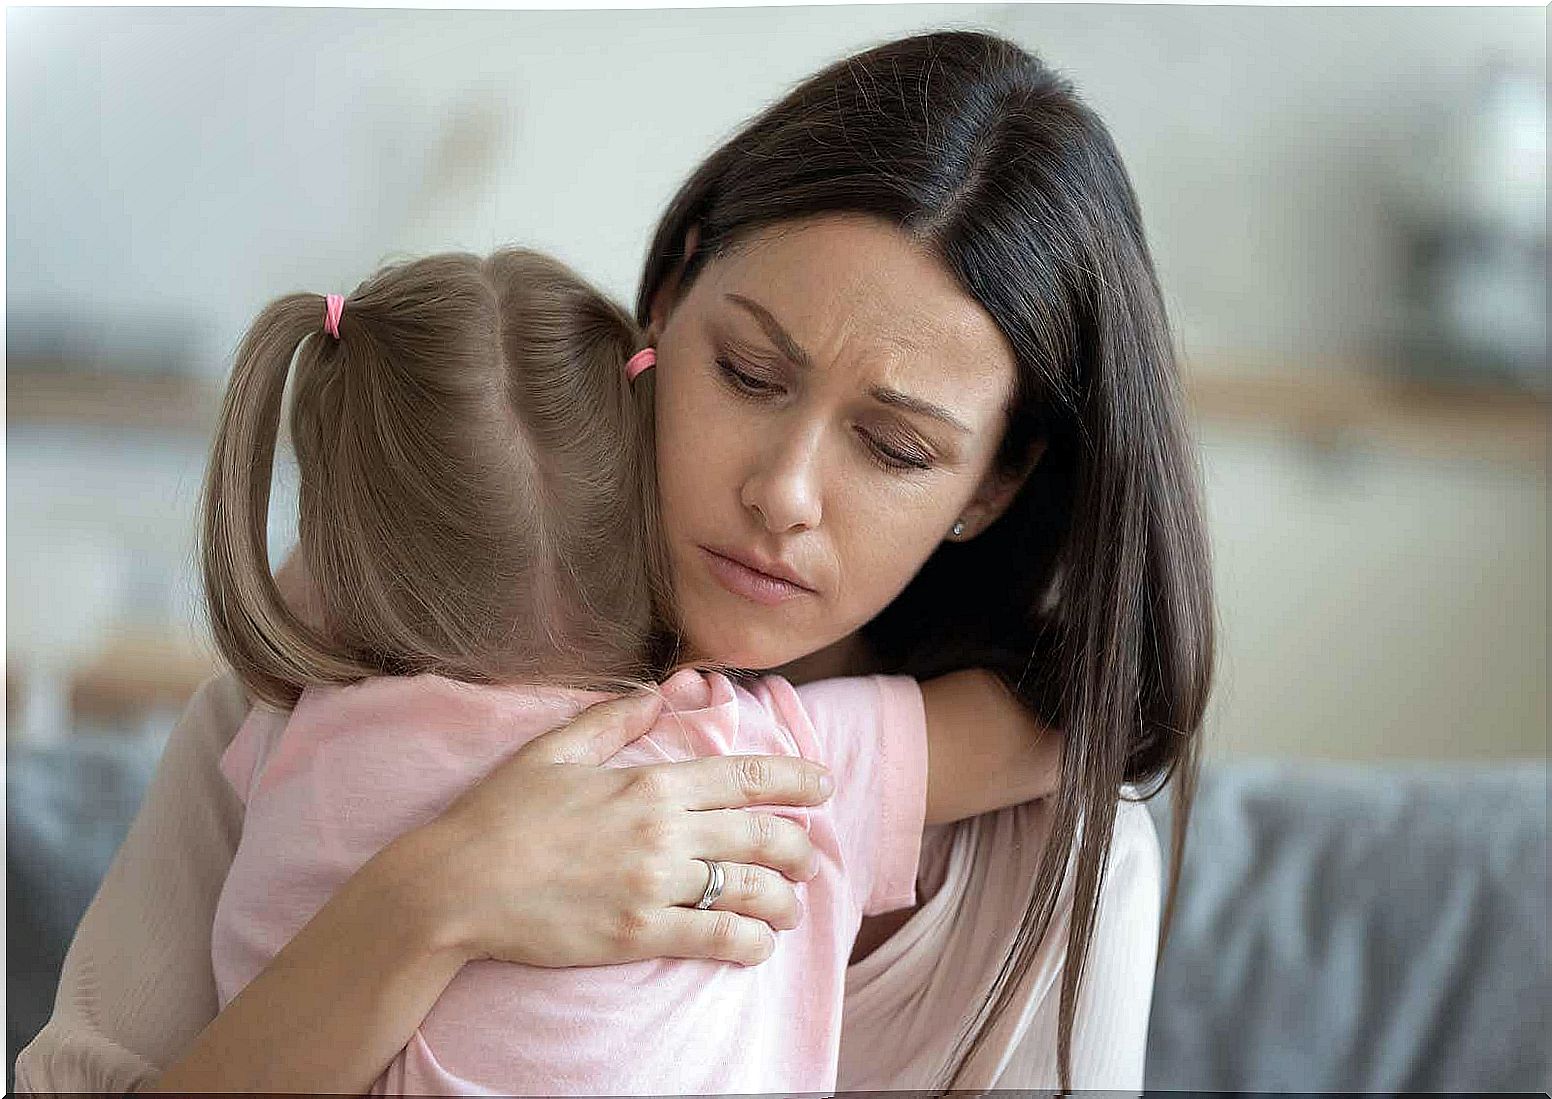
[919,669,1065,826]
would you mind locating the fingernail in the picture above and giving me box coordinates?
[818,773,834,797]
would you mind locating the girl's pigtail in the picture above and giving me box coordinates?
[199,293,375,708]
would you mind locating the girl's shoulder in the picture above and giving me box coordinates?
[735,671,920,731]
[227,674,604,803]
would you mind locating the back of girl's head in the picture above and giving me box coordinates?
[200,247,671,709]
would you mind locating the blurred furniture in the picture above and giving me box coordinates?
[1144,760,1547,1091]
[1183,362,1548,470]
[10,363,1548,469]
[67,634,220,726]
[7,368,223,744]
[8,733,162,1086]
[7,369,219,436]
[6,635,218,746]
[8,741,1547,1092]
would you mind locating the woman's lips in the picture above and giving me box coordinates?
[698,546,813,607]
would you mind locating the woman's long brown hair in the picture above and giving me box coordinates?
[200,248,673,709]
[637,30,1216,1090]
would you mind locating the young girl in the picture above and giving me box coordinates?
[201,247,1060,1095]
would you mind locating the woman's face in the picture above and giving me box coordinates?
[651,213,1028,671]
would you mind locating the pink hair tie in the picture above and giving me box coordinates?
[625,347,657,381]
[323,294,345,340]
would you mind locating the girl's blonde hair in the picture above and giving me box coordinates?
[200,248,674,709]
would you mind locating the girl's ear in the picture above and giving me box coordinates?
[646,224,701,341]
[956,438,1047,540]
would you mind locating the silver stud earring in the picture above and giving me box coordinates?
[951,520,966,539]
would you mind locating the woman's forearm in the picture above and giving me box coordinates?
[920,669,1063,825]
[146,827,467,1093]
[148,552,463,1092]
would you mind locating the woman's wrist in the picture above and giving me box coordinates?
[373,815,483,964]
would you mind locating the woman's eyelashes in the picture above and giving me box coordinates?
[716,356,782,398]
[713,355,936,473]
[856,427,933,471]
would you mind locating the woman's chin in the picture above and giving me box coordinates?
[680,620,811,674]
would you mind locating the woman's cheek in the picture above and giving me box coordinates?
[833,498,948,619]
[654,377,714,505]
[664,371,734,466]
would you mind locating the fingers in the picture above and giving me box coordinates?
[680,857,805,931]
[633,906,779,967]
[637,753,834,812]
[689,808,820,884]
[529,691,665,766]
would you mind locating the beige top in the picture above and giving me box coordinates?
[15,670,1163,1092]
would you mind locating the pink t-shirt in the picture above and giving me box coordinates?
[211,667,929,1096]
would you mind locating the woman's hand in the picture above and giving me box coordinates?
[398,690,835,969]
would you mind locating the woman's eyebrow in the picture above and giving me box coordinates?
[724,292,971,435]
[868,386,971,434]
[726,293,812,369]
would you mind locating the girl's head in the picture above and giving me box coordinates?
[635,29,1215,1089]
[201,248,671,709]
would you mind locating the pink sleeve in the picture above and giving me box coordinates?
[785,675,929,916]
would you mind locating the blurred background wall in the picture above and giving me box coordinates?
[7,4,1547,761]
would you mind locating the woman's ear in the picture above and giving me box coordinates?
[954,438,1047,540]
[646,223,702,341]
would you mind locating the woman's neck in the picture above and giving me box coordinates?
[774,632,884,686]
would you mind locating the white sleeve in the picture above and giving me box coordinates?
[992,798,1164,1091]
[13,671,251,1093]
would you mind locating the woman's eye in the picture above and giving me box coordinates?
[716,358,781,397]
[860,429,932,472]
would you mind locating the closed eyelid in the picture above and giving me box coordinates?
[722,341,786,375]
[868,418,949,462]
[865,431,933,470]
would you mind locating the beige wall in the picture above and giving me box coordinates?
[9,6,1546,761]
[1198,429,1546,761]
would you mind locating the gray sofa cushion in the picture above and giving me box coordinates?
[1144,760,1549,1092]
[8,737,1547,1092]
[7,734,162,1089]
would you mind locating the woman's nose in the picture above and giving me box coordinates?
[740,430,823,533]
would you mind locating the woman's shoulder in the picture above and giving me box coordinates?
[192,666,258,748]
[988,788,1163,904]
[1106,791,1165,899]
[13,668,255,1092]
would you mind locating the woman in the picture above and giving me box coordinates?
[16,29,1213,1093]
